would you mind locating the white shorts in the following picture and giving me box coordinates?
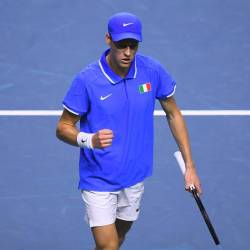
[81,182,144,227]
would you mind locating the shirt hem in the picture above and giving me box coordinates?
[78,174,151,192]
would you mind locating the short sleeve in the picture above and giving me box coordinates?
[155,64,176,100]
[62,74,89,116]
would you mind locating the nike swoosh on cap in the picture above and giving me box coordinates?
[123,23,133,27]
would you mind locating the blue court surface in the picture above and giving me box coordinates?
[1,1,250,250]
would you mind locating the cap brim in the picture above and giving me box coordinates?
[111,32,142,42]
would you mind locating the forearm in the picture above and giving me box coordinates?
[160,97,201,193]
[56,110,114,149]
[166,109,194,169]
[56,122,79,146]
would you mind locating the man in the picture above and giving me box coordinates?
[56,12,201,250]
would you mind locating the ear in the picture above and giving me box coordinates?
[106,33,112,46]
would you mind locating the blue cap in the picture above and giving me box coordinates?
[108,12,142,42]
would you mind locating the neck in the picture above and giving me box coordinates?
[106,53,128,78]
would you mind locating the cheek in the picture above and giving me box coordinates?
[131,50,137,57]
[113,50,123,61]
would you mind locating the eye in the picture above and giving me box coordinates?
[113,40,138,50]
[114,42,126,49]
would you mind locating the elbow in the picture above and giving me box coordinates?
[56,123,63,140]
[167,108,182,119]
[165,111,175,122]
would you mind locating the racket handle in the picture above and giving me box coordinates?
[174,153,220,244]
[174,151,195,190]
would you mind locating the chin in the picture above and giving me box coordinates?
[119,62,131,68]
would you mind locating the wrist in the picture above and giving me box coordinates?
[77,132,94,149]
[185,161,196,170]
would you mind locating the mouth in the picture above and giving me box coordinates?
[121,58,131,65]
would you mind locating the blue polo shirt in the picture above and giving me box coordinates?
[63,49,176,191]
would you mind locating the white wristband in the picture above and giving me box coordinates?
[77,132,94,149]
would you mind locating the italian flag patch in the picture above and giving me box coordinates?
[139,82,151,94]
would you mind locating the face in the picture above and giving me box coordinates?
[106,33,139,73]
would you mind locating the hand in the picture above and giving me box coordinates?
[184,164,202,195]
[92,129,114,149]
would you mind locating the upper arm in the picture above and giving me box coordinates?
[56,109,82,145]
[160,96,180,118]
[58,109,81,127]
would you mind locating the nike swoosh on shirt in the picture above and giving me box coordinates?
[123,23,133,27]
[100,93,112,101]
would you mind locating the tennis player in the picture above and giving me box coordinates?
[56,12,202,250]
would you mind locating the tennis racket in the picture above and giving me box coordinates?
[174,151,220,245]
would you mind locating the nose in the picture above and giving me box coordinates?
[124,46,131,57]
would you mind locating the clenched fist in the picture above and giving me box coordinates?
[92,129,114,148]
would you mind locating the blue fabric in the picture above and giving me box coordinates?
[63,49,176,191]
[108,12,142,42]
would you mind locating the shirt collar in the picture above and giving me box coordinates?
[99,49,137,84]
